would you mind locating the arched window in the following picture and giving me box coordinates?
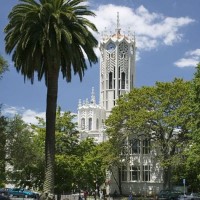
[109,72,112,89]
[96,118,99,130]
[121,72,125,89]
[81,118,85,130]
[89,118,92,130]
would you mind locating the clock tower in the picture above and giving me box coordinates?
[99,13,136,117]
[77,14,163,196]
[77,13,136,142]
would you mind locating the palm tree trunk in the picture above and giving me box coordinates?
[43,67,59,196]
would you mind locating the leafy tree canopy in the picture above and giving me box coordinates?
[106,78,192,189]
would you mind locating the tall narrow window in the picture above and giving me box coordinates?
[143,165,151,181]
[81,118,85,130]
[121,72,125,89]
[130,166,140,181]
[129,139,140,154]
[96,118,99,130]
[89,118,92,130]
[109,72,112,89]
[143,139,150,154]
[121,166,127,181]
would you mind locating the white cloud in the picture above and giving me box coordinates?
[2,105,78,125]
[2,106,21,116]
[88,4,194,52]
[2,105,45,125]
[174,49,200,68]
[185,49,200,57]
[22,109,46,125]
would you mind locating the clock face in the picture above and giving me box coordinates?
[106,42,116,52]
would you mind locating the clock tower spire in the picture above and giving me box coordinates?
[116,12,121,36]
[99,13,136,117]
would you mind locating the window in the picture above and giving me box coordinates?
[143,165,151,181]
[121,72,125,89]
[130,166,140,181]
[143,139,150,154]
[109,72,112,89]
[121,166,127,181]
[118,67,121,78]
[89,118,92,130]
[96,118,99,130]
[129,139,140,154]
[121,140,127,155]
[81,118,85,130]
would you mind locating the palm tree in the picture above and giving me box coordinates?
[4,0,98,196]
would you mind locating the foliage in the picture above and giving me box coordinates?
[175,63,200,191]
[106,78,192,189]
[0,55,8,80]
[31,108,106,194]
[5,0,98,195]
[0,108,7,187]
[55,107,79,155]
[6,115,44,190]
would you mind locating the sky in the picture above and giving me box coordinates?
[0,0,200,124]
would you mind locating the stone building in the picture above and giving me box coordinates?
[77,14,163,196]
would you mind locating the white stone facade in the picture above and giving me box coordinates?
[77,15,163,196]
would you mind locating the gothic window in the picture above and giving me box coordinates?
[89,118,92,130]
[143,165,151,181]
[143,139,151,154]
[121,165,127,181]
[81,118,85,130]
[121,72,125,89]
[121,140,128,155]
[130,166,140,181]
[96,118,99,130]
[109,72,112,89]
[129,139,140,154]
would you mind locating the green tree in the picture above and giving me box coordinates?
[6,115,44,189]
[32,107,82,193]
[0,55,8,80]
[55,107,79,155]
[191,63,200,141]
[106,78,192,189]
[5,0,98,195]
[180,63,200,191]
[0,108,7,187]
[54,139,96,194]
[0,55,8,185]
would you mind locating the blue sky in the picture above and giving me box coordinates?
[0,0,200,124]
